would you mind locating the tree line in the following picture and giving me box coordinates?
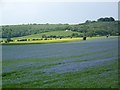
[1,17,119,38]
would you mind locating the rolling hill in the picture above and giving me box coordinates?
[12,31,83,39]
[1,17,119,38]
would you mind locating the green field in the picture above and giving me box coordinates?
[2,37,118,88]
[1,29,117,45]
[11,31,83,39]
[0,30,86,45]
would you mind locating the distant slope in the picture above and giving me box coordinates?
[12,31,82,39]
[1,20,119,38]
[71,21,118,36]
[1,24,69,38]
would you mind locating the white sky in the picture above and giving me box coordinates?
[0,0,119,25]
[0,0,119,2]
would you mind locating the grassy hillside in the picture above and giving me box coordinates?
[12,31,83,39]
[1,20,119,38]
[1,24,69,38]
[87,22,118,35]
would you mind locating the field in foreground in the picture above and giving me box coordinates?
[2,37,118,88]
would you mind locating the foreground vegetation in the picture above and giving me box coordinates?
[2,38,118,88]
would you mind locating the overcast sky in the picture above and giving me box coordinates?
[0,0,118,25]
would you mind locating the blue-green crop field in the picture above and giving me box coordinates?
[2,37,119,88]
